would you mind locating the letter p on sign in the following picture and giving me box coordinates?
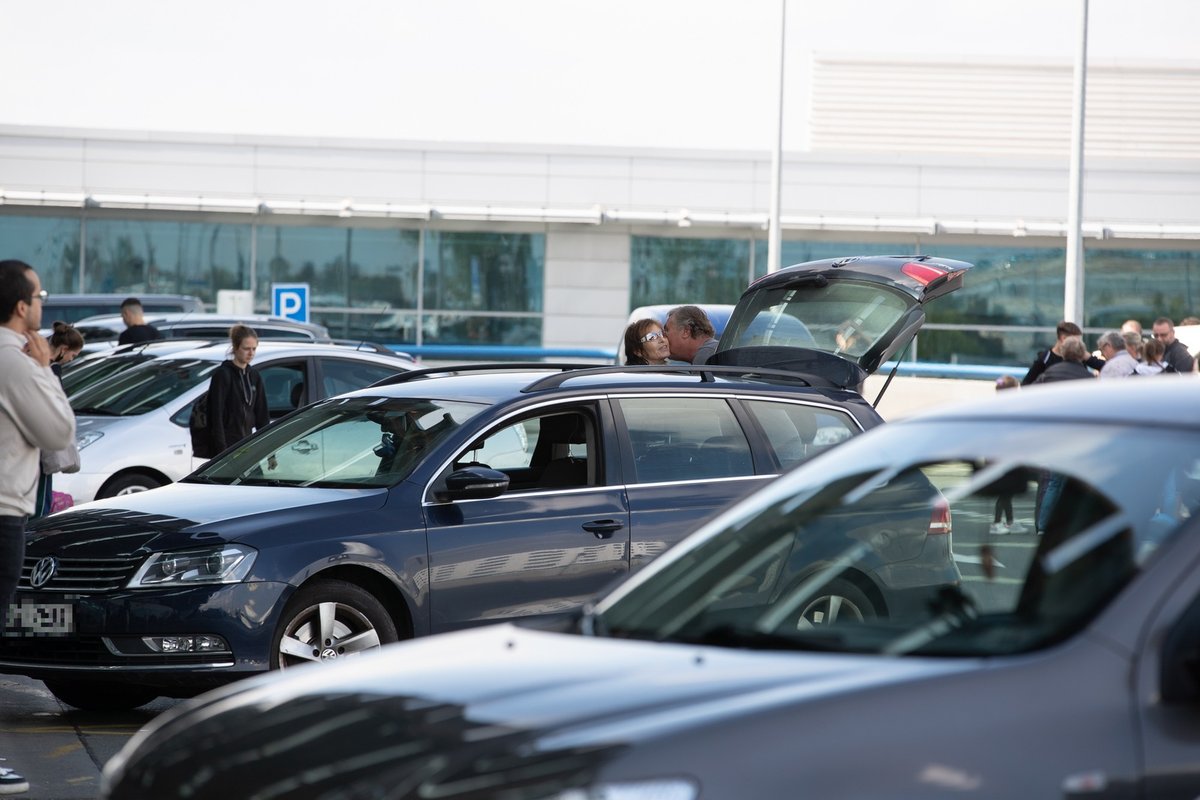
[272,283,310,323]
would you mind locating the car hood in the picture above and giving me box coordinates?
[711,255,972,389]
[27,482,387,556]
[105,624,971,799]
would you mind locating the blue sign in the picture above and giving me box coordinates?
[271,283,310,323]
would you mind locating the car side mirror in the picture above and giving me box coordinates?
[435,466,510,502]
[1161,596,1200,705]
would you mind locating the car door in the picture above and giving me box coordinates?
[423,401,630,631]
[614,394,772,571]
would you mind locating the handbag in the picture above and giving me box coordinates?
[41,440,81,475]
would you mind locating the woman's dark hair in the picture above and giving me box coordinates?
[623,318,661,365]
[229,324,258,350]
[49,321,84,353]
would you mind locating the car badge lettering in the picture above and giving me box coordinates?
[30,556,58,589]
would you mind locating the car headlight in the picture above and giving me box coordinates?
[128,544,257,587]
[555,779,699,800]
[77,430,104,450]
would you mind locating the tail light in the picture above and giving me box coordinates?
[928,497,952,536]
[902,261,951,285]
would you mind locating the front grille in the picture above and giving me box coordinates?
[19,555,143,592]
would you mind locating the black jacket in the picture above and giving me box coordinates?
[205,361,269,455]
[1035,360,1095,383]
[1022,348,1105,385]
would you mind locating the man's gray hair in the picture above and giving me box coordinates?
[1061,336,1089,363]
[1121,330,1143,349]
[666,305,715,339]
[1097,330,1125,352]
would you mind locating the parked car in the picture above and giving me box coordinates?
[40,293,204,326]
[56,341,413,502]
[74,311,332,350]
[60,339,217,398]
[101,377,1200,800]
[4,255,969,713]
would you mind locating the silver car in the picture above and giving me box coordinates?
[58,342,411,502]
[102,377,1200,800]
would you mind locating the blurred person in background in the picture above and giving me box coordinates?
[1098,330,1138,378]
[1152,316,1195,374]
[34,321,84,518]
[117,297,163,345]
[1022,321,1105,385]
[1034,336,1094,383]
[1135,338,1170,375]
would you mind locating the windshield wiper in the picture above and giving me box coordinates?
[72,407,118,416]
[672,624,848,653]
[183,475,229,485]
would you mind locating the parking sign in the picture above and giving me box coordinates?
[271,283,310,323]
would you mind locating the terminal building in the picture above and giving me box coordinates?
[1,56,1198,365]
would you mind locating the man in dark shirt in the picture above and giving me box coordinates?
[1152,316,1195,374]
[117,297,164,345]
[1022,320,1105,385]
[1035,336,1095,383]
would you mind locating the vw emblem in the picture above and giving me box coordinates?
[30,556,58,589]
[320,647,338,660]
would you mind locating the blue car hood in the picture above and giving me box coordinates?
[27,482,387,556]
[105,624,973,799]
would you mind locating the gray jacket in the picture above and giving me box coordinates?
[0,327,75,516]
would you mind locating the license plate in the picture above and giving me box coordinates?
[3,601,74,636]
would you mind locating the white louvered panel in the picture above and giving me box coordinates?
[810,56,1200,159]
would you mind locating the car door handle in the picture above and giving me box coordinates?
[582,520,624,539]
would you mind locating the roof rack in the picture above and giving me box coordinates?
[369,362,600,388]
[519,364,814,393]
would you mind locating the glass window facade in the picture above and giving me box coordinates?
[82,217,251,300]
[0,214,82,294]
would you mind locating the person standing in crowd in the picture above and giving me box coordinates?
[1098,330,1138,378]
[663,305,719,365]
[623,318,671,366]
[1021,321,1104,385]
[1120,319,1143,337]
[0,260,75,796]
[1135,338,1171,375]
[1152,316,1196,374]
[1034,336,1094,383]
[33,321,84,518]
[203,324,268,457]
[989,375,1026,535]
[117,297,164,345]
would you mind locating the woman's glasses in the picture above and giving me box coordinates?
[640,330,664,343]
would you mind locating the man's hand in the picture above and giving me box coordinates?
[22,331,52,368]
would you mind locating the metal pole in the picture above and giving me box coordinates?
[766,0,787,274]
[1064,0,1089,324]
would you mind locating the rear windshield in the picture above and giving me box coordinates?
[721,281,911,359]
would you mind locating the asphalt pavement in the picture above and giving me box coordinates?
[0,675,181,799]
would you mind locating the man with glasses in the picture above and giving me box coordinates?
[0,260,75,796]
[1152,316,1195,374]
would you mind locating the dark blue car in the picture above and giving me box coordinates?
[3,255,971,710]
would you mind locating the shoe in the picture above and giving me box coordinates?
[1007,521,1028,534]
[0,766,28,795]
[988,522,1010,535]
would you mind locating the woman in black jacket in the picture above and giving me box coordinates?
[204,324,269,456]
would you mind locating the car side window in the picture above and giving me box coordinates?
[258,361,307,418]
[451,409,597,492]
[618,397,753,484]
[744,400,859,471]
[319,358,401,397]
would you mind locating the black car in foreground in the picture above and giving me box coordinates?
[103,378,1200,800]
[2,255,970,713]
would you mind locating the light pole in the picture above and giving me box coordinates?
[1064,0,1089,324]
[766,0,787,274]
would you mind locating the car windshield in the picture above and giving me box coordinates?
[595,419,1200,657]
[61,354,155,398]
[187,395,487,488]
[722,281,910,359]
[69,358,217,416]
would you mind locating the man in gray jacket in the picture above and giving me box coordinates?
[0,260,75,795]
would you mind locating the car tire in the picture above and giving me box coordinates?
[99,473,165,498]
[794,577,876,629]
[43,679,159,711]
[272,579,398,671]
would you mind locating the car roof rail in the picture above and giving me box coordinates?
[368,362,601,388]
[519,364,815,393]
